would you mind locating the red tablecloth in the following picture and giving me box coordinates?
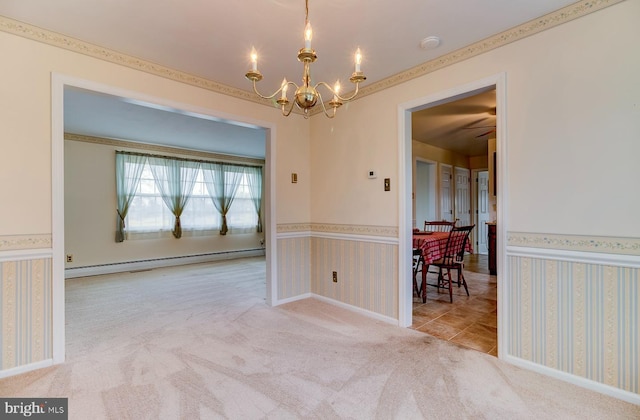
[413,231,473,264]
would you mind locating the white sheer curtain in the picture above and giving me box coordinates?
[148,157,200,238]
[201,162,244,235]
[115,152,147,242]
[244,166,263,233]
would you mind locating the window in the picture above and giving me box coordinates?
[225,172,258,232]
[180,170,220,231]
[117,151,262,240]
[126,163,174,232]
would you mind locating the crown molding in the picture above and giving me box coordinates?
[64,133,264,165]
[0,0,625,114]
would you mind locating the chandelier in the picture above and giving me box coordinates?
[245,0,366,119]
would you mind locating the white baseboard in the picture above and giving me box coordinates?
[274,293,312,305]
[0,359,54,379]
[65,249,265,278]
[274,292,398,325]
[503,354,640,406]
[311,294,399,325]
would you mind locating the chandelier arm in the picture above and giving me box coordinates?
[251,80,299,101]
[281,99,296,117]
[315,81,362,102]
[316,93,337,119]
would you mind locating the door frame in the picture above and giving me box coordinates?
[51,73,277,364]
[397,73,507,356]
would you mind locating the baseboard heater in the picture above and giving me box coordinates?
[65,248,265,279]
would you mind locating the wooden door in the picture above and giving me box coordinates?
[476,171,490,254]
[454,167,471,226]
[439,164,453,222]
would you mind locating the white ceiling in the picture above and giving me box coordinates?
[0,0,577,157]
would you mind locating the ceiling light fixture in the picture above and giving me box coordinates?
[245,0,366,119]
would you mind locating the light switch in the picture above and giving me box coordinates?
[384,178,390,191]
[291,173,298,183]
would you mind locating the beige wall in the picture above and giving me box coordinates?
[64,139,263,268]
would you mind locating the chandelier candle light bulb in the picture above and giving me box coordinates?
[245,0,366,118]
[250,47,258,72]
[304,22,312,49]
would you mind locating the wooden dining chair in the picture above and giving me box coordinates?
[412,248,424,298]
[423,220,455,232]
[427,224,474,303]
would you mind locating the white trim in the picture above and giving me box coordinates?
[494,73,508,361]
[264,124,277,307]
[51,73,278,370]
[504,355,640,406]
[0,359,53,379]
[398,104,413,327]
[274,293,313,306]
[65,249,266,279]
[274,293,398,325]
[0,248,53,263]
[506,245,640,269]
[277,231,399,246]
[397,73,507,331]
[311,294,399,325]
[311,232,399,245]
[277,231,312,240]
[51,73,66,365]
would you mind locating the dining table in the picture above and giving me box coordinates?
[412,230,473,301]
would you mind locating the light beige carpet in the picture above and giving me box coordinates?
[1,257,638,419]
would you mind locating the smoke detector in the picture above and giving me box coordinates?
[420,36,441,50]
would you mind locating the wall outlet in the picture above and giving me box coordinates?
[66,254,73,263]
[332,271,338,283]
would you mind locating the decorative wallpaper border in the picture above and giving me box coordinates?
[0,0,624,113]
[508,232,640,256]
[277,223,398,238]
[65,133,265,165]
[0,235,52,251]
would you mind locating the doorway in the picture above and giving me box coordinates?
[398,73,506,358]
[414,159,437,228]
[51,74,278,365]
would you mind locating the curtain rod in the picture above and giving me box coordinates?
[115,150,263,169]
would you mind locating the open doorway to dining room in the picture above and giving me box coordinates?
[398,74,505,358]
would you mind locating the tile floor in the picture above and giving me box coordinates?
[410,254,498,356]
